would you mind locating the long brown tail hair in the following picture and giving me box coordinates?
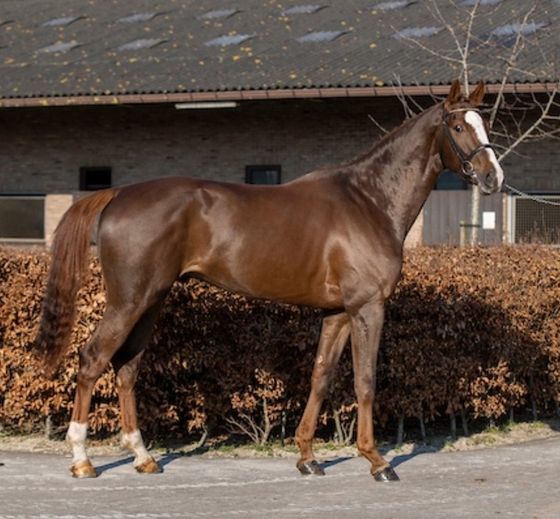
[34,188,120,377]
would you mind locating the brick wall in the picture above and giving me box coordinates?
[0,96,557,247]
[0,98,397,193]
[501,138,560,192]
[0,97,554,194]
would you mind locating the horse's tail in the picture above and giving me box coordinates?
[34,188,120,377]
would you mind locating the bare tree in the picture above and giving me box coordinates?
[393,0,560,244]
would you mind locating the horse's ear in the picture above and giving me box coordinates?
[468,80,485,107]
[445,79,462,110]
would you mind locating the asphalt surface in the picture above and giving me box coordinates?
[1,437,559,519]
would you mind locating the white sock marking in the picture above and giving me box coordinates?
[67,421,88,464]
[121,430,152,467]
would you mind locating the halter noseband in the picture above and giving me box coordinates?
[441,107,496,180]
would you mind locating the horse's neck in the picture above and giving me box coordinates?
[351,104,443,244]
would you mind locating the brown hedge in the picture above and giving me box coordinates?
[0,245,559,442]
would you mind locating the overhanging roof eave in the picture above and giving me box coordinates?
[0,82,557,108]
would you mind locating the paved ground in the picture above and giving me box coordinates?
[1,437,559,519]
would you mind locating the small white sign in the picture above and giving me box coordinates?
[482,211,496,230]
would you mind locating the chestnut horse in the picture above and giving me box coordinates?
[34,80,503,481]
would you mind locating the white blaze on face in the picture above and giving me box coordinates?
[464,110,504,185]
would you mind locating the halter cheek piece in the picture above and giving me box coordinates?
[441,107,496,181]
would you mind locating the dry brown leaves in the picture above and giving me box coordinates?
[1,245,559,441]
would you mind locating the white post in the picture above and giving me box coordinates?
[404,211,424,248]
[44,194,73,249]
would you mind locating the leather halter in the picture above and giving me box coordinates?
[442,107,496,180]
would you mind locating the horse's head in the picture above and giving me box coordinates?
[440,79,504,194]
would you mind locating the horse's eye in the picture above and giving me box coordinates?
[454,125,463,133]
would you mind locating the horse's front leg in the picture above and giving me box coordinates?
[350,298,399,482]
[295,312,350,475]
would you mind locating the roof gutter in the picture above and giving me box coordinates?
[0,83,557,108]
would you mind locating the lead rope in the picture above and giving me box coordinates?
[504,183,560,206]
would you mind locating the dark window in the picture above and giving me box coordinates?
[80,167,112,191]
[435,169,467,190]
[245,165,281,185]
[0,196,45,239]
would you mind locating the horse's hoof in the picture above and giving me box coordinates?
[70,460,97,478]
[297,460,325,476]
[373,466,400,482]
[135,457,162,474]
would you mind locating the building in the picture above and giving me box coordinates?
[0,0,558,246]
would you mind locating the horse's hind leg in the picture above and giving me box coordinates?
[295,312,350,475]
[67,308,143,478]
[111,301,166,474]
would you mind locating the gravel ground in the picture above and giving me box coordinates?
[1,431,560,519]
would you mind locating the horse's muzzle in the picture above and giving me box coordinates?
[479,168,503,195]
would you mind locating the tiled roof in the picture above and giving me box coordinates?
[0,0,558,102]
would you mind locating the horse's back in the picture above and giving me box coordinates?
[96,174,400,308]
[95,176,346,306]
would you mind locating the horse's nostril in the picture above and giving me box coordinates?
[486,170,497,186]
